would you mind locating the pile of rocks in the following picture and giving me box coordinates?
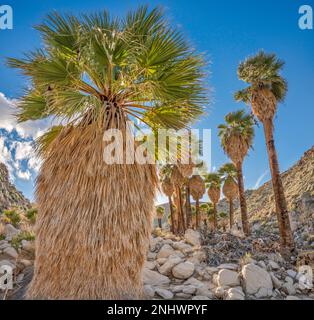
[143,229,314,300]
[0,224,34,300]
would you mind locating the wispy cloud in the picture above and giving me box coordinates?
[253,170,268,189]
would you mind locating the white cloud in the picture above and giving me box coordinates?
[0,92,50,139]
[14,141,33,161]
[16,169,31,180]
[253,170,268,189]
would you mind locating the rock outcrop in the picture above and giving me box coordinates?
[0,163,30,212]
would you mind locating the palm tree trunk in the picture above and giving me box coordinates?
[168,196,175,233]
[195,198,200,228]
[175,186,185,234]
[185,184,192,228]
[236,162,250,236]
[229,198,234,230]
[213,202,217,230]
[178,187,186,232]
[263,119,294,250]
[27,126,158,299]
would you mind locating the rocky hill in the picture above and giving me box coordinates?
[0,163,30,213]
[218,146,314,222]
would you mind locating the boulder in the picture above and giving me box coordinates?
[158,255,182,275]
[242,263,273,296]
[217,269,240,287]
[156,244,175,259]
[172,242,193,254]
[3,246,18,259]
[4,224,20,240]
[143,269,170,286]
[144,261,156,270]
[184,229,201,247]
[172,262,195,280]
[155,288,174,300]
[225,287,245,300]
[217,263,238,271]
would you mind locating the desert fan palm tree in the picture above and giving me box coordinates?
[156,206,165,228]
[218,110,254,236]
[235,51,294,251]
[205,173,221,230]
[189,175,205,229]
[8,7,206,299]
[218,163,238,229]
[161,176,175,233]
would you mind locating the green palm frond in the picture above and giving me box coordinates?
[218,109,255,153]
[204,172,221,188]
[8,7,208,156]
[236,50,287,102]
[218,163,237,180]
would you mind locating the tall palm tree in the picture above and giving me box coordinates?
[189,175,205,229]
[218,110,254,236]
[170,165,186,233]
[205,173,221,230]
[178,163,194,228]
[235,51,294,251]
[218,163,238,230]
[8,7,206,299]
[161,176,175,233]
[156,206,165,229]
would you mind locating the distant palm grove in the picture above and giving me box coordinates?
[8,6,294,299]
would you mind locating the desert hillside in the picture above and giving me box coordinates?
[217,146,314,222]
[0,163,30,213]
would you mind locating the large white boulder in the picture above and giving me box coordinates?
[184,229,201,246]
[156,244,175,259]
[143,269,170,286]
[158,255,182,276]
[172,262,195,279]
[217,269,240,287]
[242,263,273,296]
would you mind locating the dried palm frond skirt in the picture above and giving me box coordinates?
[27,124,158,299]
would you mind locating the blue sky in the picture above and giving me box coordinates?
[0,0,313,203]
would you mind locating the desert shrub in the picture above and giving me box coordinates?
[26,208,38,224]
[0,223,5,240]
[11,231,35,250]
[2,209,21,227]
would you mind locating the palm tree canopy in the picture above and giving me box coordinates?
[218,109,255,164]
[189,174,205,200]
[205,172,221,204]
[234,51,287,104]
[156,206,165,218]
[8,6,207,154]
[204,172,221,188]
[218,163,237,180]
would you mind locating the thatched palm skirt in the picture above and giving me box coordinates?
[27,126,157,299]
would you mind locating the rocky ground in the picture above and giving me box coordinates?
[1,205,313,300]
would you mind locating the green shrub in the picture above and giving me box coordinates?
[2,209,21,227]
[26,208,38,224]
[11,231,35,250]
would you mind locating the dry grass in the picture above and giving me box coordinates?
[27,121,158,299]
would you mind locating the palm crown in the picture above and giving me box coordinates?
[8,7,206,153]
[218,109,255,164]
[218,163,237,180]
[204,172,221,188]
[234,51,287,104]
